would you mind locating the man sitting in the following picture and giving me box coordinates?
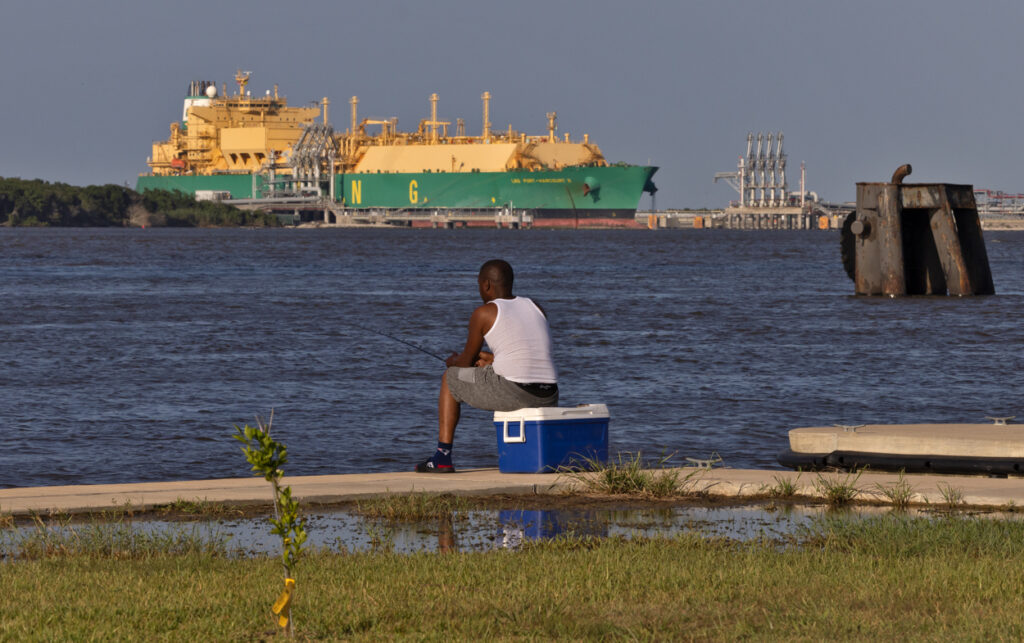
[417,259,558,472]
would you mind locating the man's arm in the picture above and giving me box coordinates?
[445,303,497,367]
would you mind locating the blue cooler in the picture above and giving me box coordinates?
[493,404,609,473]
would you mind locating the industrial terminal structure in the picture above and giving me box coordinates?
[708,132,851,230]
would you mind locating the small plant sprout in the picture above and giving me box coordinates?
[233,411,307,637]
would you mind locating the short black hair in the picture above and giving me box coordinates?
[479,259,514,289]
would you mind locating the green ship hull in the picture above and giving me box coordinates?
[137,165,658,226]
[136,173,259,198]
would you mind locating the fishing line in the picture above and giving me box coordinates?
[344,321,446,362]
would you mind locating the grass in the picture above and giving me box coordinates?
[937,482,966,509]
[813,470,863,506]
[5,516,1024,639]
[153,497,244,519]
[563,452,707,498]
[354,492,470,523]
[765,473,801,498]
[0,511,231,560]
[874,471,916,509]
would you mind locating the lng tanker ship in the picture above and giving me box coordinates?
[137,71,658,226]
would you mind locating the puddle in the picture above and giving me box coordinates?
[188,503,1024,554]
[5,502,1021,558]
[174,504,821,555]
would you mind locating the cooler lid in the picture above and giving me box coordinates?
[494,404,609,422]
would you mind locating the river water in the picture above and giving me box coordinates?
[1,227,1021,488]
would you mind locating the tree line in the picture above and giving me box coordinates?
[0,177,280,227]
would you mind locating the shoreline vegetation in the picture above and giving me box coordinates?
[0,177,278,228]
[3,500,1024,639]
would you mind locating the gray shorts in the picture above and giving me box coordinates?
[446,365,558,412]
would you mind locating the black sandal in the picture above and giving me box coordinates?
[415,458,455,473]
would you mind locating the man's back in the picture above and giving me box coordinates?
[484,296,557,384]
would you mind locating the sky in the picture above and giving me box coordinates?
[2,0,1022,208]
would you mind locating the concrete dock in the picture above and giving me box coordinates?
[5,467,1024,515]
[789,423,1024,458]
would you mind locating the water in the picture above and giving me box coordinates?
[8,503,1015,558]
[117,504,844,555]
[1,227,1022,488]
[0,503,883,557]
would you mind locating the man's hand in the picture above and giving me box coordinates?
[474,351,494,367]
[445,352,460,368]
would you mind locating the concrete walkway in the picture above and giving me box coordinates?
[4,468,1024,515]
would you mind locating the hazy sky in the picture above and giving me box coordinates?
[2,0,1022,207]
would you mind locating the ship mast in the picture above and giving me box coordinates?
[430,93,439,142]
[481,91,491,141]
[234,70,251,97]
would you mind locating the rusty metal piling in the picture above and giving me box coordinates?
[844,165,994,296]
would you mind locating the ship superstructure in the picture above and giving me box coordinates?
[140,71,657,225]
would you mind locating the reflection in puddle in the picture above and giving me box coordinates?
[112,504,900,555]
[7,503,1019,558]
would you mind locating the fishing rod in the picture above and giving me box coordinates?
[344,321,447,362]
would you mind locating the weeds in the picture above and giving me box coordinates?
[937,483,965,509]
[155,497,243,519]
[874,471,915,509]
[364,523,396,553]
[563,452,707,498]
[766,473,801,498]
[355,492,470,523]
[813,470,863,507]
[0,511,230,560]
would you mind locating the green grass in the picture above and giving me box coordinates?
[563,452,706,498]
[153,497,245,519]
[4,516,1024,639]
[0,511,231,560]
[765,473,801,498]
[813,470,863,506]
[354,492,471,523]
[874,471,916,509]
[937,482,966,509]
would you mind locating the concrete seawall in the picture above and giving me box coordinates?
[4,468,1024,515]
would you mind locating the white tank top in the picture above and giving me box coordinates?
[484,297,558,384]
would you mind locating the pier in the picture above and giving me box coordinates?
[326,207,535,229]
[694,208,850,230]
[228,196,535,228]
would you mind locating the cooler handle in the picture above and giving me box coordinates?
[502,417,526,444]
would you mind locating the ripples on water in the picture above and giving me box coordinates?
[1,228,1021,488]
